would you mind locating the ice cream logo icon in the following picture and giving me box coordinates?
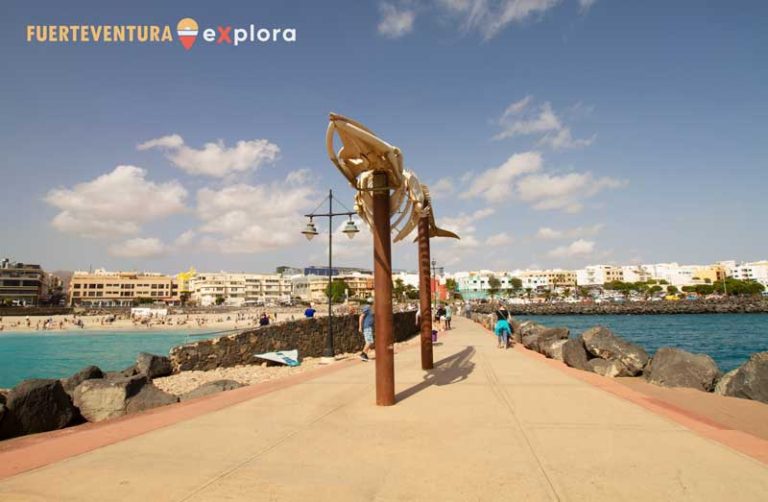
[177,18,198,50]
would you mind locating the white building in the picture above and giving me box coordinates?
[189,272,292,306]
[575,265,623,286]
[729,261,768,287]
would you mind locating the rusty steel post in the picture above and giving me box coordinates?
[372,172,395,406]
[417,213,434,370]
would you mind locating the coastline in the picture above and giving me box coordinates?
[501,298,768,315]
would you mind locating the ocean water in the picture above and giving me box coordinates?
[0,329,225,389]
[518,313,768,372]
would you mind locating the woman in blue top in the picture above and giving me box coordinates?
[494,310,512,349]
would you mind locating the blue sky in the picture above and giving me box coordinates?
[1,0,766,274]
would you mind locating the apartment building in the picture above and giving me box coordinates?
[728,261,768,287]
[576,265,623,286]
[0,258,45,306]
[68,269,176,307]
[292,273,374,303]
[188,272,292,307]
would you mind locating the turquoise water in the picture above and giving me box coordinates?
[0,329,225,388]
[519,313,768,372]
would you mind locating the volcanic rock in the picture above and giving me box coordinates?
[136,353,173,379]
[581,326,649,376]
[587,358,624,378]
[562,337,590,370]
[180,379,245,401]
[645,347,720,391]
[73,375,148,422]
[5,379,77,435]
[61,365,104,396]
[717,352,768,404]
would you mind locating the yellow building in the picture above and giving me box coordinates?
[692,265,726,284]
[68,269,177,307]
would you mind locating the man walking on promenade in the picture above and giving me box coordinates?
[359,299,374,361]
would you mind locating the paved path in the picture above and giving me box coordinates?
[1,317,768,501]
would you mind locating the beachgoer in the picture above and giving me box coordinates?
[259,313,270,326]
[358,300,374,361]
[304,304,316,318]
[494,317,512,349]
[445,304,453,330]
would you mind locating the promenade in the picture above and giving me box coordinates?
[1,317,767,501]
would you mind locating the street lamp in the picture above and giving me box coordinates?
[302,189,359,363]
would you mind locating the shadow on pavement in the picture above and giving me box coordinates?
[396,346,476,402]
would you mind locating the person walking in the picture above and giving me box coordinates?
[444,304,453,330]
[358,300,374,361]
[494,315,512,349]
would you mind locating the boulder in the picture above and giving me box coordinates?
[717,352,768,404]
[644,347,720,391]
[533,327,570,354]
[103,364,139,380]
[541,339,568,361]
[0,389,7,405]
[180,379,245,401]
[73,375,148,422]
[125,384,179,414]
[562,337,590,370]
[714,369,738,396]
[136,353,173,379]
[61,365,104,396]
[519,322,547,338]
[587,358,625,378]
[5,379,78,435]
[581,326,649,376]
[0,404,21,440]
[522,333,541,351]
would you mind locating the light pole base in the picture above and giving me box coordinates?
[319,356,337,365]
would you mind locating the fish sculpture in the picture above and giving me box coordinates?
[327,113,459,243]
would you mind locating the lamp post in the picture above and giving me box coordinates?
[302,189,359,362]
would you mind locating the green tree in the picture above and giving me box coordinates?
[393,278,406,302]
[325,279,350,303]
[404,284,420,300]
[487,275,501,299]
[648,285,663,296]
[445,278,459,298]
[713,278,765,296]
[510,277,523,292]
[667,285,679,295]
[214,295,225,306]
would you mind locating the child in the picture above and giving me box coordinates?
[494,317,512,349]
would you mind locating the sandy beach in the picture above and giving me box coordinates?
[0,307,337,334]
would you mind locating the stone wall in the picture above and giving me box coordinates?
[170,311,419,372]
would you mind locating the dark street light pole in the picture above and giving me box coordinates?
[302,189,359,361]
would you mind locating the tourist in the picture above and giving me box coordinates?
[494,315,512,349]
[259,313,270,326]
[435,304,446,330]
[445,304,453,330]
[304,304,316,318]
[358,299,374,361]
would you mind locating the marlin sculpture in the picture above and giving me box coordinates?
[326,113,459,243]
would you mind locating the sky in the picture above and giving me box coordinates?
[1,0,766,275]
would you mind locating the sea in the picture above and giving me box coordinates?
[1,314,766,389]
[518,313,768,373]
[0,329,226,389]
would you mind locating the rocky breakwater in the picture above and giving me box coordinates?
[484,298,768,316]
[170,311,419,372]
[0,352,178,441]
[468,312,768,406]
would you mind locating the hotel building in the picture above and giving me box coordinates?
[0,258,45,306]
[187,272,293,307]
[68,269,177,307]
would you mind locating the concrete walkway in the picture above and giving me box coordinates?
[1,317,768,501]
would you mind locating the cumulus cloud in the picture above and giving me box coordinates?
[195,171,317,254]
[516,172,626,213]
[108,237,167,258]
[45,165,187,238]
[494,97,595,149]
[440,207,495,235]
[138,134,280,178]
[464,152,625,212]
[429,177,455,199]
[578,0,597,12]
[464,151,543,203]
[547,238,595,258]
[535,224,603,240]
[378,3,416,38]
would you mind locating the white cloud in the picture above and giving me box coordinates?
[173,230,196,247]
[45,165,187,238]
[516,172,626,213]
[535,224,603,240]
[548,238,595,258]
[578,0,597,12]
[108,237,167,258]
[437,0,562,39]
[138,134,280,178]
[486,233,513,246]
[195,171,317,254]
[464,151,543,203]
[494,97,594,149]
[429,177,455,199]
[440,207,495,235]
[378,3,416,38]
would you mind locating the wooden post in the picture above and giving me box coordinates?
[418,213,434,370]
[372,172,395,406]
